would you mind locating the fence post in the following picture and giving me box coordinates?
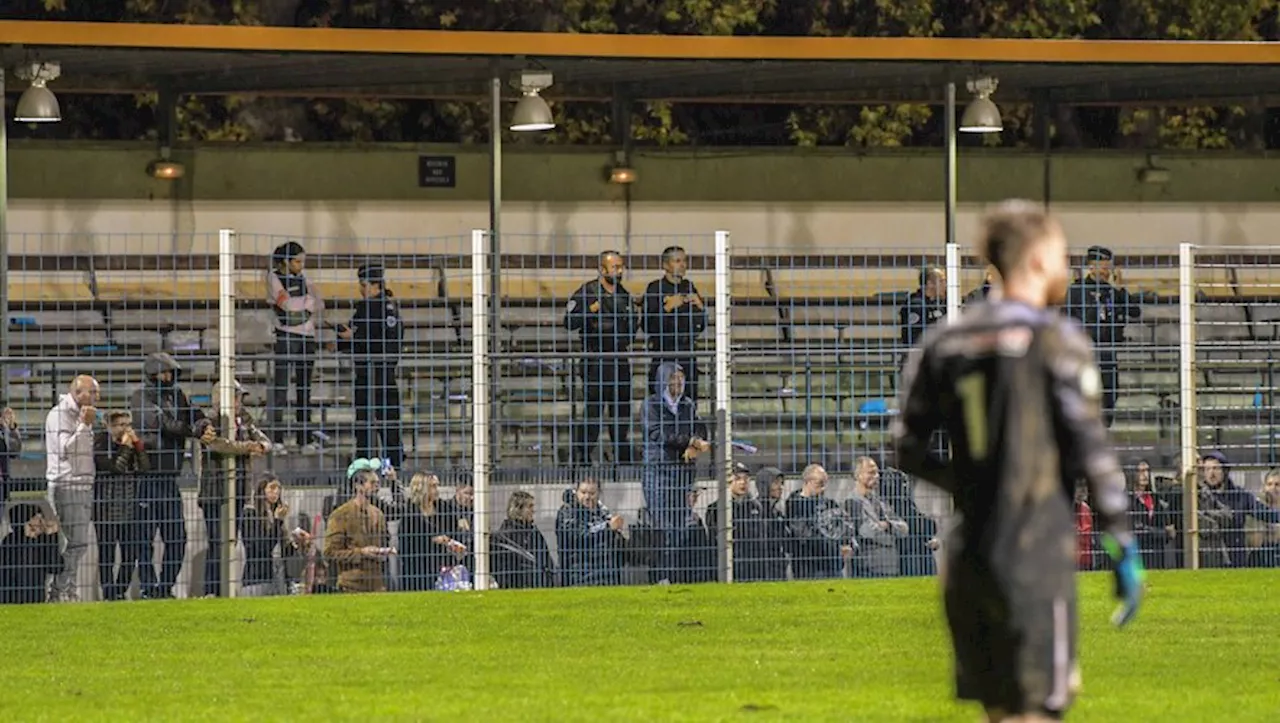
[714,230,733,583]
[1178,242,1199,570]
[470,229,492,589]
[944,242,961,323]
[218,227,239,597]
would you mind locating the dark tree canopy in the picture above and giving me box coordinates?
[5,0,1279,148]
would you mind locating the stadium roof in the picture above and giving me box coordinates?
[2,21,1280,105]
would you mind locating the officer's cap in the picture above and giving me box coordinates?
[1086,245,1114,262]
[358,264,385,284]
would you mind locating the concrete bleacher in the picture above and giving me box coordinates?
[4,251,1278,473]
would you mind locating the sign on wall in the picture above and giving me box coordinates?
[418,155,456,188]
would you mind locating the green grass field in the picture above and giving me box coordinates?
[1,570,1277,721]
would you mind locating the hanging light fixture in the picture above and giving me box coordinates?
[14,62,63,123]
[959,76,1002,134]
[510,70,556,132]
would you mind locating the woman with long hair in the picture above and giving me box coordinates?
[241,474,308,596]
[388,472,466,591]
[1128,460,1164,569]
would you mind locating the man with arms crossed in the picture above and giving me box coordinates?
[893,200,1144,723]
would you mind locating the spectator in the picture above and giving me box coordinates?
[132,352,214,599]
[705,463,787,583]
[492,490,556,589]
[45,374,99,603]
[644,246,707,404]
[1246,469,1280,567]
[0,405,22,506]
[436,478,476,573]
[1063,245,1141,428]
[93,411,149,601]
[388,471,467,592]
[899,265,947,351]
[639,362,709,584]
[1074,481,1095,571]
[198,379,271,598]
[1197,451,1280,568]
[0,503,61,604]
[671,488,716,584]
[555,478,626,587]
[784,464,856,579]
[873,465,939,576]
[1155,466,1186,570]
[963,264,1000,305]
[1129,460,1163,570]
[323,459,395,593]
[241,474,308,597]
[845,457,908,578]
[266,241,324,455]
[564,250,639,466]
[754,466,793,580]
[337,264,405,470]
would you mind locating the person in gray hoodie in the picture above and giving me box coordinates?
[844,456,908,577]
[44,374,100,602]
[130,352,215,598]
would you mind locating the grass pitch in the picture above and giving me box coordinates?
[1,570,1277,721]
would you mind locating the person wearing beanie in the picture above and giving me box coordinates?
[265,241,324,454]
[336,264,405,470]
[1063,245,1142,428]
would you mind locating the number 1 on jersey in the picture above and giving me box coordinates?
[957,372,989,462]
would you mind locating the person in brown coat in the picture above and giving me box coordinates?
[323,459,396,593]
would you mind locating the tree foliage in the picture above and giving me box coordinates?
[12,0,1280,149]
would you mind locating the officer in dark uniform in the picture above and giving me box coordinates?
[1063,245,1141,428]
[644,245,707,403]
[337,264,405,469]
[963,264,1000,306]
[899,265,947,351]
[565,250,639,466]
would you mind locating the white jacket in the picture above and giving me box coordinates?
[45,393,95,488]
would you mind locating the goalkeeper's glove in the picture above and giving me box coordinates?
[1102,533,1146,628]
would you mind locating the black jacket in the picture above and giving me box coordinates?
[643,277,706,353]
[492,518,556,589]
[564,279,639,353]
[899,290,946,348]
[705,495,788,582]
[555,499,625,587]
[130,382,209,475]
[340,291,403,363]
[1064,275,1141,346]
[93,432,149,523]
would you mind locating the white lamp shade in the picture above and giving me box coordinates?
[15,84,61,123]
[959,96,1002,134]
[510,94,555,132]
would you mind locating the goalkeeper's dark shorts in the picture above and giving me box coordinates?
[944,561,1080,717]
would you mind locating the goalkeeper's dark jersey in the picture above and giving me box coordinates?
[893,300,1130,575]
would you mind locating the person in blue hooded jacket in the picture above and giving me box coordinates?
[639,362,709,584]
[1198,450,1280,568]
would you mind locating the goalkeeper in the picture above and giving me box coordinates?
[893,200,1144,723]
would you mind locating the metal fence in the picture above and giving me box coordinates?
[2,232,1278,603]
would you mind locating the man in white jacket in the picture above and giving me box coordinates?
[45,374,100,602]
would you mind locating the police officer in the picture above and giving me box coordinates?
[565,250,639,466]
[337,264,405,468]
[644,245,707,403]
[899,265,947,351]
[1064,245,1142,428]
[963,264,1001,306]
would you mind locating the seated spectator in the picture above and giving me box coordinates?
[438,477,476,571]
[93,411,149,601]
[492,490,556,589]
[1197,451,1280,568]
[1128,460,1164,570]
[669,489,716,584]
[874,465,938,576]
[639,361,709,584]
[705,463,787,583]
[0,503,61,604]
[241,474,308,597]
[784,464,856,579]
[555,478,626,587]
[1246,469,1280,568]
[0,405,23,506]
[387,471,467,592]
[323,459,396,593]
[845,457,908,578]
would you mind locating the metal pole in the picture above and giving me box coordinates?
[944,243,961,323]
[944,82,957,250]
[471,229,492,589]
[218,228,239,597]
[488,70,503,467]
[1178,242,1199,569]
[1039,100,1052,210]
[0,68,10,384]
[714,230,733,583]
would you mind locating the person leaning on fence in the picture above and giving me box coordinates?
[564,250,640,466]
[0,503,62,604]
[197,379,271,598]
[0,405,23,507]
[92,410,149,601]
[492,490,557,589]
[132,352,215,600]
[1063,245,1142,428]
[266,241,324,455]
[337,264,405,470]
[644,245,707,404]
[44,374,100,603]
[323,458,396,593]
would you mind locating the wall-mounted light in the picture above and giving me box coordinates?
[959,76,1002,134]
[510,70,556,132]
[146,147,185,180]
[14,61,62,123]
[608,165,637,185]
